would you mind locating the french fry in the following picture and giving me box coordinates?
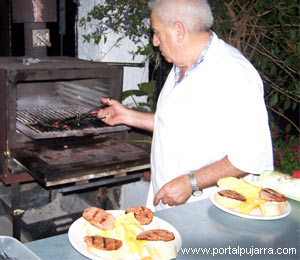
[114,212,145,256]
[238,199,266,214]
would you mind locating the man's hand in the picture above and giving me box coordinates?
[153,174,192,207]
[93,97,129,126]
[92,97,155,132]
[152,156,246,208]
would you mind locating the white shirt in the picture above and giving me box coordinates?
[147,32,273,211]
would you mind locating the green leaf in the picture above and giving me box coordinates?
[138,102,152,108]
[79,17,86,27]
[283,97,291,111]
[138,81,156,96]
[292,102,298,110]
[283,58,291,67]
[269,93,278,107]
[270,64,277,76]
[95,35,101,45]
[122,89,146,100]
[83,35,91,43]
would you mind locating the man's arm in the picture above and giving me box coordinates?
[95,97,154,132]
[153,156,246,207]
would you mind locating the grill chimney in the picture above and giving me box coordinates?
[12,0,57,57]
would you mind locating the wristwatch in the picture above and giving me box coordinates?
[189,171,202,196]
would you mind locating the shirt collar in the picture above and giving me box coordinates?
[174,32,213,86]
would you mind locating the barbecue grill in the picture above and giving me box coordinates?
[0,57,150,240]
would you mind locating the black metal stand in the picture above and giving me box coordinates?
[11,183,21,240]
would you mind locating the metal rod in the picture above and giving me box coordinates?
[60,172,142,193]
[11,183,21,241]
[60,35,64,56]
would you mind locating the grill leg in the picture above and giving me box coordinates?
[11,183,21,240]
[48,187,53,202]
[97,187,108,209]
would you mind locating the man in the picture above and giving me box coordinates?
[95,0,273,211]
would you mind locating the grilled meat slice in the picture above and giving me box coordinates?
[218,190,246,202]
[136,229,175,242]
[125,206,154,225]
[84,235,123,251]
[83,207,115,231]
[259,188,286,202]
[50,122,71,130]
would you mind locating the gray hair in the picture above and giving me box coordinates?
[148,0,214,32]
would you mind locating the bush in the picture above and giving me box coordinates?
[210,0,300,174]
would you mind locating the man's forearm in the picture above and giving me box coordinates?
[193,156,246,189]
[126,109,154,132]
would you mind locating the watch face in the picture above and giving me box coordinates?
[192,190,202,196]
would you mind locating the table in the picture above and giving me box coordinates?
[26,198,300,259]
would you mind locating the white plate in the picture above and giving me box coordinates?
[210,189,292,220]
[68,210,182,260]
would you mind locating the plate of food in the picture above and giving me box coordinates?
[210,177,292,220]
[68,206,181,260]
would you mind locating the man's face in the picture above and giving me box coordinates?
[151,11,177,64]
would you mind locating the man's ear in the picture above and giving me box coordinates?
[173,21,185,43]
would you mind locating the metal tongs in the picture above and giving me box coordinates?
[55,104,108,126]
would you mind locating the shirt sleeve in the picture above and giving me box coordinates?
[221,62,274,174]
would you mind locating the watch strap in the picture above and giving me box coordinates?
[189,171,202,196]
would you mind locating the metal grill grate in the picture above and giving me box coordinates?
[17,106,86,125]
[16,107,129,139]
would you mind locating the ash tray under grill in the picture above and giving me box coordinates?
[16,107,129,139]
